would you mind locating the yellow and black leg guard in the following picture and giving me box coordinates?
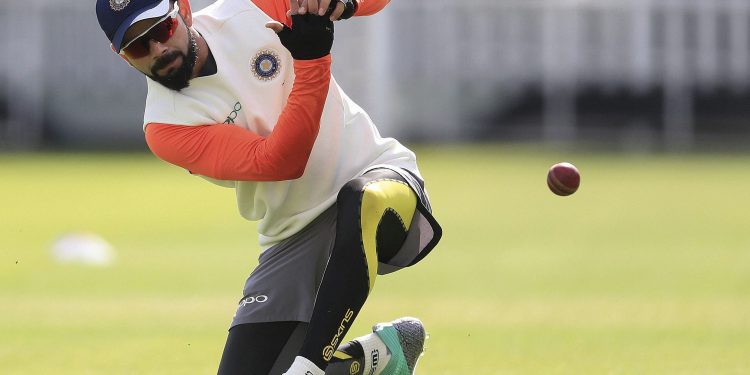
[298,169,418,371]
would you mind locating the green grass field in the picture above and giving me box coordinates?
[2,146,749,374]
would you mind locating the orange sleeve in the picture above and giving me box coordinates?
[145,56,331,182]
[250,0,390,22]
[251,0,293,25]
[354,0,391,17]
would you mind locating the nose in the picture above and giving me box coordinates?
[148,39,169,59]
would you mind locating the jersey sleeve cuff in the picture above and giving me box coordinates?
[293,54,332,67]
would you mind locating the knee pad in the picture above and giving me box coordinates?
[338,176,417,291]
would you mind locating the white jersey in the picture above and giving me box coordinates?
[143,0,420,250]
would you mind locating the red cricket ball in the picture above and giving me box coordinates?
[547,162,580,196]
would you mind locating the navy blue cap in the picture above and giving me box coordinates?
[96,0,171,53]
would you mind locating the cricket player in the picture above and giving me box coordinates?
[95,0,441,374]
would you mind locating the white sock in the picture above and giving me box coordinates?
[355,332,392,375]
[283,356,325,375]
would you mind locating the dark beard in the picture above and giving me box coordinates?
[149,29,198,91]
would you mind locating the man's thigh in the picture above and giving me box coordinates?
[231,205,337,328]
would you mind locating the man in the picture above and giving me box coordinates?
[95,0,441,374]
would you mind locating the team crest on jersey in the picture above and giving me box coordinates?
[252,50,281,81]
[109,0,130,11]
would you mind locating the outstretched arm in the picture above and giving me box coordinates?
[145,13,335,182]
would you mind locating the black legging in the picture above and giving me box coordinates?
[217,169,415,375]
[217,322,304,375]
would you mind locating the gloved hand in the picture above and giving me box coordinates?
[265,14,334,60]
[293,0,359,21]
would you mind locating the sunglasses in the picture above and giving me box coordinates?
[119,4,180,59]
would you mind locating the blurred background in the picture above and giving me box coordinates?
[1,0,749,151]
[2,1,750,374]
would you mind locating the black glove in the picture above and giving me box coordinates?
[276,14,334,60]
[325,0,358,20]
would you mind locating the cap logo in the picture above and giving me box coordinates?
[109,0,130,11]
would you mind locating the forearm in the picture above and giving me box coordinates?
[260,56,332,178]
